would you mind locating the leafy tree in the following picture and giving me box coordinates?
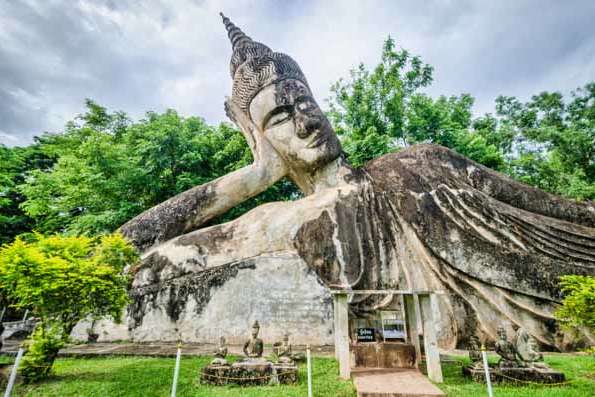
[0,145,31,244]
[17,101,285,235]
[328,37,593,199]
[555,275,595,333]
[496,84,595,200]
[328,37,505,169]
[0,233,137,381]
[0,140,57,245]
[328,37,432,165]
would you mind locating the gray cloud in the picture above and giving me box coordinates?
[1,0,594,146]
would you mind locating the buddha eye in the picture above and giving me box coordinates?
[265,106,293,128]
[267,111,291,127]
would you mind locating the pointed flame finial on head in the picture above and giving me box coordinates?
[220,12,253,51]
[219,12,308,113]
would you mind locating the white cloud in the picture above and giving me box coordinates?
[1,0,594,146]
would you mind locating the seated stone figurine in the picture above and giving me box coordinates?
[243,321,264,360]
[495,326,521,368]
[467,335,483,368]
[514,324,548,369]
[210,336,229,366]
[465,326,565,384]
[121,13,595,350]
[273,333,304,364]
[273,334,292,363]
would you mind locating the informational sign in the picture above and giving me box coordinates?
[356,328,375,342]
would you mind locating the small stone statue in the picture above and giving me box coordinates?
[243,320,264,359]
[211,336,229,366]
[273,333,294,364]
[513,324,547,368]
[494,326,520,368]
[467,335,483,368]
[465,324,565,384]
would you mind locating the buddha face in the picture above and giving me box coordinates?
[249,79,342,173]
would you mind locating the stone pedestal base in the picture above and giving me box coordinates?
[200,361,298,386]
[463,365,565,384]
[353,342,416,368]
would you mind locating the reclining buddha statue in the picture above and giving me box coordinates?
[119,14,594,350]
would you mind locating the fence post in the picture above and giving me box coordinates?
[3,346,24,397]
[170,342,182,397]
[481,344,493,397]
[307,344,313,397]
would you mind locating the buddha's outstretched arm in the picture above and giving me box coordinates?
[119,100,288,252]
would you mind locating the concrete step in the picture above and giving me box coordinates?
[352,368,445,397]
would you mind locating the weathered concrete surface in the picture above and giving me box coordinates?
[351,368,445,397]
[80,254,333,345]
[462,365,565,384]
[353,343,416,369]
[0,341,334,358]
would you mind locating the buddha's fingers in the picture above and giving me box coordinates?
[225,98,260,162]
[225,97,288,177]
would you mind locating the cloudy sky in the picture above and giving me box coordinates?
[1,0,594,146]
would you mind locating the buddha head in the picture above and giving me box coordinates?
[221,13,342,176]
[251,320,260,338]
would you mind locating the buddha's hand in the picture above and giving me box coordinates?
[225,98,288,177]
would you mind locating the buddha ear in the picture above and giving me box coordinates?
[224,97,258,159]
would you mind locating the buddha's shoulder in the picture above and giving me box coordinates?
[364,144,467,174]
[363,144,467,189]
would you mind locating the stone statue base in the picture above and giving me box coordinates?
[200,360,298,386]
[463,365,565,384]
[353,342,416,369]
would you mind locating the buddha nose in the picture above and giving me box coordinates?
[297,117,321,139]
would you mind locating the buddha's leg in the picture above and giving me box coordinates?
[394,144,595,228]
[370,144,594,349]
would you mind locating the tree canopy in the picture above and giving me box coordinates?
[555,275,595,333]
[328,37,594,196]
[0,232,137,381]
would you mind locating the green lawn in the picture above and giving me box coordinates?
[437,354,595,397]
[9,356,356,397]
[1,353,593,396]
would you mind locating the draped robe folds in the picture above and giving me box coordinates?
[128,144,595,350]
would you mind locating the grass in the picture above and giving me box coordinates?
[8,355,356,397]
[0,353,592,396]
[437,353,595,397]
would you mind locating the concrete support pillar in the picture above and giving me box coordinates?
[420,294,443,383]
[333,293,350,380]
[404,294,422,368]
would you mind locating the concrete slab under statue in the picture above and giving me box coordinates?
[74,11,594,358]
